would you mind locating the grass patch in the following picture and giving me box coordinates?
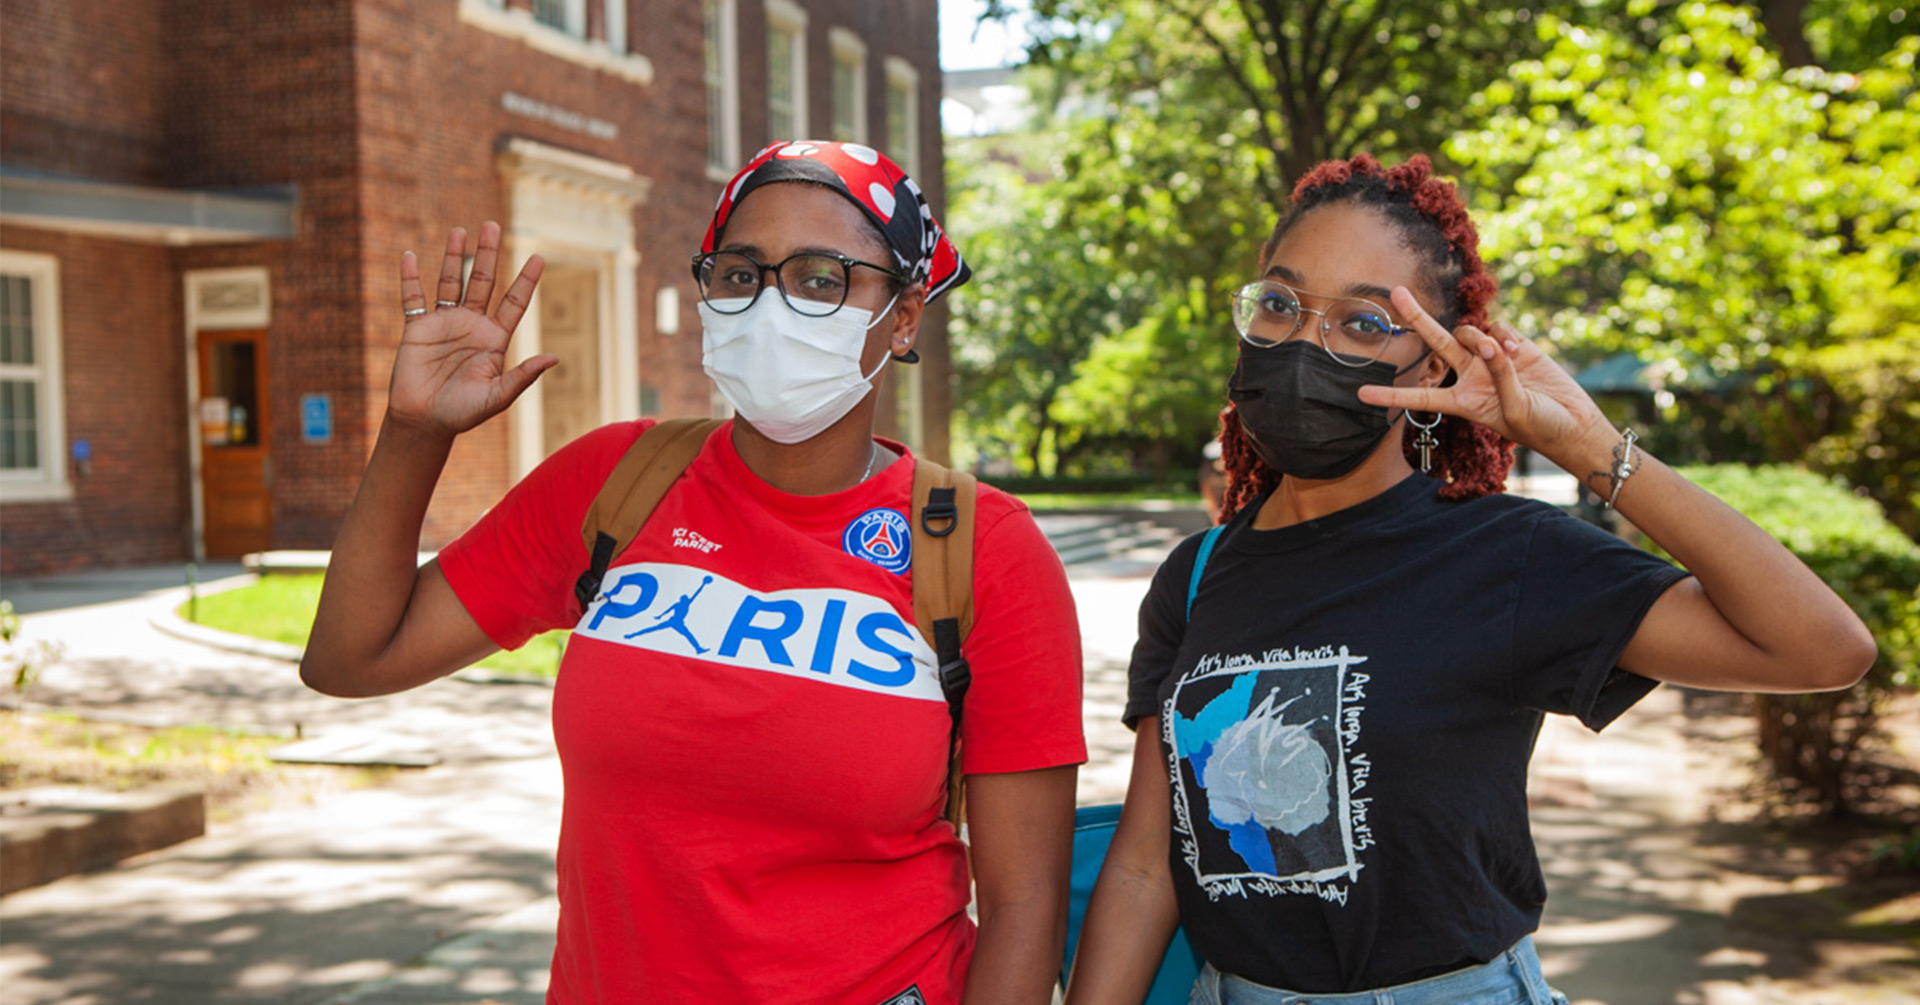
[185,573,322,647]
[183,574,566,681]
[0,710,393,821]
[480,631,569,680]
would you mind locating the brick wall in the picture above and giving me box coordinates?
[0,0,170,183]
[0,0,951,574]
[692,0,954,458]
[633,0,726,422]
[163,0,370,554]
[2,0,364,573]
[0,227,190,573]
[350,0,663,545]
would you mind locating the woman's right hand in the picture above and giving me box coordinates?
[391,221,556,438]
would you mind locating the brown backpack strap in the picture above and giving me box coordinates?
[574,418,725,613]
[910,458,977,827]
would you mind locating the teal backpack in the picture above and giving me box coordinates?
[1060,523,1226,998]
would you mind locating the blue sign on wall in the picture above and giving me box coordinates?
[301,393,332,444]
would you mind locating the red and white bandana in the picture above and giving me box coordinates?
[702,140,971,305]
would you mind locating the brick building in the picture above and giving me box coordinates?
[0,0,953,575]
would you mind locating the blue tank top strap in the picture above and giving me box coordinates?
[1186,524,1227,621]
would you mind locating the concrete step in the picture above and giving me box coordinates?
[0,784,206,894]
[1031,514,1127,547]
[1040,517,1148,550]
[1045,520,1183,566]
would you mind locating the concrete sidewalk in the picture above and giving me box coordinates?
[0,562,1152,1004]
[2,562,1909,1003]
[3,566,563,1004]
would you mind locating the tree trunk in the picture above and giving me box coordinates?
[1752,685,1880,819]
[1760,0,1817,68]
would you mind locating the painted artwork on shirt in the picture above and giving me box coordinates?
[1166,645,1371,905]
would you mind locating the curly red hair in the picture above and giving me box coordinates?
[1218,153,1512,522]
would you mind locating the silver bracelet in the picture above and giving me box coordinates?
[1603,428,1639,509]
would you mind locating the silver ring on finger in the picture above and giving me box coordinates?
[404,307,429,318]
[435,300,459,309]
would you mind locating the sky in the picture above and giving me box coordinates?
[938,0,1032,70]
[937,0,1039,134]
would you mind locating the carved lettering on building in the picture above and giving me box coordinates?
[502,92,618,140]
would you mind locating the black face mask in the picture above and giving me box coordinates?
[1228,339,1431,481]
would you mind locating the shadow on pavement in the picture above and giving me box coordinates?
[1535,799,1774,1001]
[23,653,557,761]
[5,862,553,1004]
[0,757,562,1005]
[1531,688,1920,1004]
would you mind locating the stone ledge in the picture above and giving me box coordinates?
[149,605,304,663]
[0,785,205,895]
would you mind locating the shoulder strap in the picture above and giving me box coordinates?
[1185,524,1226,621]
[910,459,978,645]
[909,457,977,827]
[573,418,726,613]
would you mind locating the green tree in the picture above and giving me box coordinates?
[1667,464,1920,816]
[958,0,1616,475]
[954,2,1916,481]
[946,52,1264,475]
[947,132,1157,475]
[1451,0,1920,529]
[1449,1,1919,812]
[1798,0,1920,71]
[996,0,1633,196]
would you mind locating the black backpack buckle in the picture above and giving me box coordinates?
[922,486,958,538]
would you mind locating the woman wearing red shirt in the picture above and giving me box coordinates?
[303,142,1085,1004]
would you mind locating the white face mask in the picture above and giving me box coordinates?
[699,292,897,445]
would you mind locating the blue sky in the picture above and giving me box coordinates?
[939,0,1031,70]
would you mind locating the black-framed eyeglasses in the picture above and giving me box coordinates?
[1230,279,1417,367]
[690,250,906,317]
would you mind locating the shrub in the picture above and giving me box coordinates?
[2,600,64,696]
[1667,465,1920,816]
[1808,338,1920,542]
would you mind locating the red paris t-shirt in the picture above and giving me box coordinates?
[439,420,1086,1004]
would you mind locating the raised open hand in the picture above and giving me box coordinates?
[390,222,555,438]
[1356,287,1617,465]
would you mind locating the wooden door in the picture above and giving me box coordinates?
[197,329,271,558]
[538,265,602,454]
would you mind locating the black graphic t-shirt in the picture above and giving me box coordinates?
[1124,474,1690,993]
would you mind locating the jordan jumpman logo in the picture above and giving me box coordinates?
[627,575,713,654]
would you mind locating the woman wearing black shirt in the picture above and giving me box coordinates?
[1065,153,1874,1004]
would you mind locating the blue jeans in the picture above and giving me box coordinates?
[1187,937,1569,1005]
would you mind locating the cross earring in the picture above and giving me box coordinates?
[1407,411,1442,473]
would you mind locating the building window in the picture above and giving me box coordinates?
[704,0,741,178]
[830,29,867,143]
[532,0,585,37]
[0,252,68,502]
[766,0,808,142]
[604,0,626,54]
[458,0,653,84]
[655,285,681,336]
[885,57,920,177]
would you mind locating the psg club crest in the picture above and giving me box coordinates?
[843,507,912,574]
